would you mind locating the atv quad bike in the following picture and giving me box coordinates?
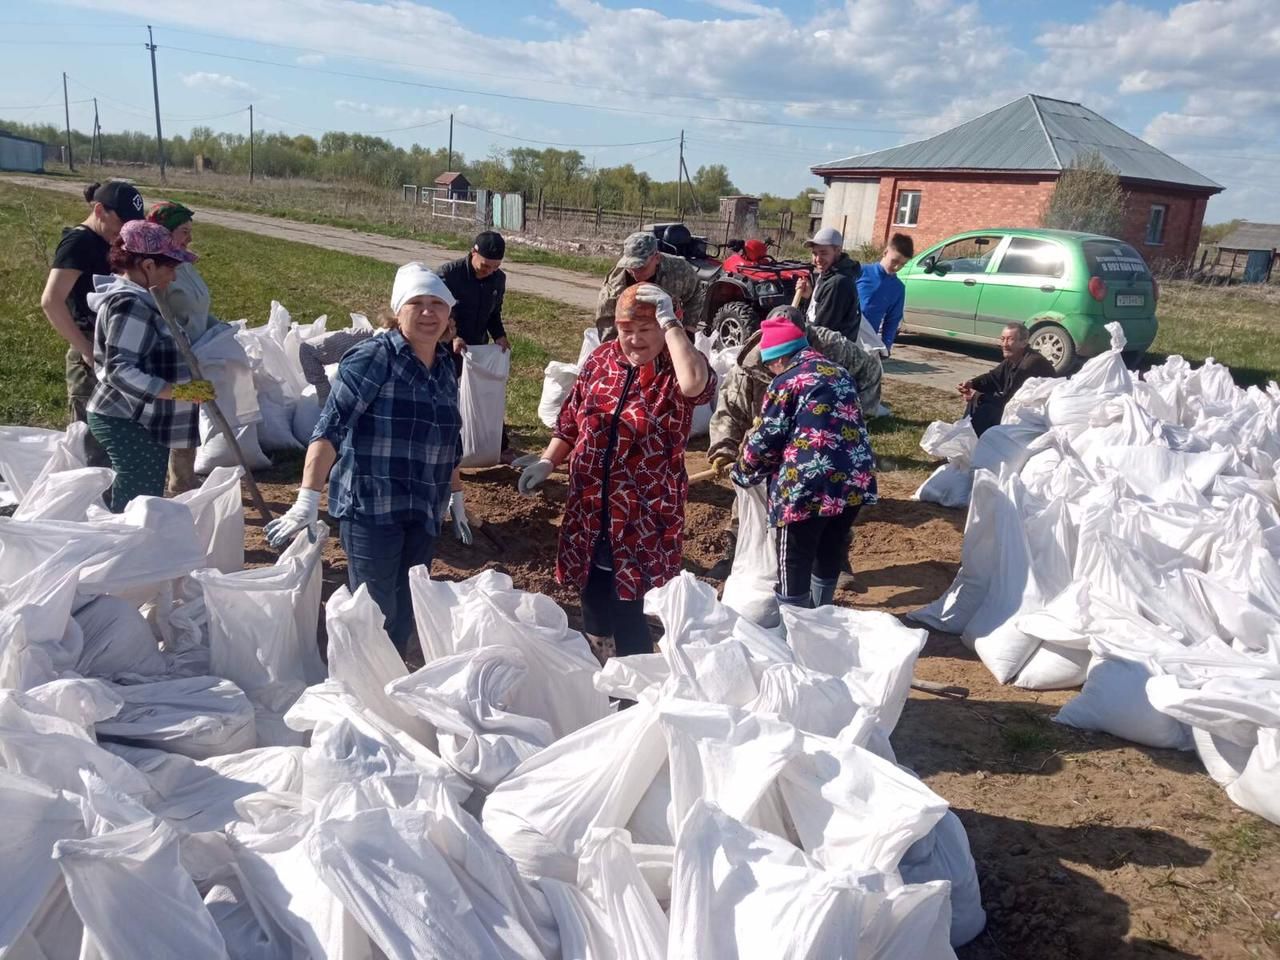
[705,238,811,347]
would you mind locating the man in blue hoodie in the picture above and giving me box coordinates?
[857,232,914,355]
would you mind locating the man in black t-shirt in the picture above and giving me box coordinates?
[40,181,144,460]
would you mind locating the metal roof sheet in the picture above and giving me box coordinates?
[1219,222,1280,251]
[813,95,1222,192]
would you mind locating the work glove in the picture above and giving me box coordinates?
[509,452,542,470]
[449,491,473,545]
[634,284,679,329]
[517,458,555,496]
[264,487,320,548]
[172,379,217,403]
[709,451,734,480]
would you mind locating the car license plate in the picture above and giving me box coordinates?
[1115,294,1144,307]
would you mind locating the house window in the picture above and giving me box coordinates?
[894,190,921,226]
[1146,204,1167,245]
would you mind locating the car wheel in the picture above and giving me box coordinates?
[1029,322,1077,374]
[712,301,759,348]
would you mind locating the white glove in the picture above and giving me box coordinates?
[449,490,473,545]
[634,283,678,329]
[509,452,542,470]
[517,458,554,496]
[264,487,320,548]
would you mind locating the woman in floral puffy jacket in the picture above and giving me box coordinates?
[517,283,714,660]
[732,306,877,610]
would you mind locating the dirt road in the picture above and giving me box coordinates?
[4,173,992,389]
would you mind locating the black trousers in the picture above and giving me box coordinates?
[775,506,860,601]
[581,565,652,657]
[967,393,1006,437]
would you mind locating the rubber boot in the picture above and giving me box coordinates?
[810,575,838,609]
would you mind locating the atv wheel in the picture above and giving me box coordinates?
[712,301,760,348]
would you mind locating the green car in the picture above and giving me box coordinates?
[898,228,1159,372]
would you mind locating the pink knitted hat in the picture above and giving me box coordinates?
[758,307,807,361]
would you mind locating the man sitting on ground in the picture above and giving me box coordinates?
[958,322,1056,435]
[595,231,706,341]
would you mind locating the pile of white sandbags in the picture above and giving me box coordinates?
[0,421,987,957]
[909,325,1280,824]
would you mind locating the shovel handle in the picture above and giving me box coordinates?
[910,679,970,700]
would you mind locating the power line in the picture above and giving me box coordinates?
[453,120,678,149]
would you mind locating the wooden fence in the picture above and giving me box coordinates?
[524,196,797,247]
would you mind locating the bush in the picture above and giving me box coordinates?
[1043,149,1128,237]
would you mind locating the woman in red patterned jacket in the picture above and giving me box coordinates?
[517,283,714,658]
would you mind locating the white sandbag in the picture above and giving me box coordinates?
[72,594,167,680]
[898,810,986,947]
[969,421,1044,475]
[14,467,112,522]
[721,483,779,627]
[291,388,322,447]
[53,818,228,960]
[0,425,63,501]
[668,800,956,960]
[388,645,554,791]
[174,465,245,575]
[459,344,512,468]
[576,328,601,367]
[779,605,927,735]
[95,676,257,759]
[194,324,270,474]
[1226,727,1280,825]
[1055,657,1191,749]
[0,769,86,953]
[689,335,727,439]
[577,828,669,959]
[256,386,303,453]
[538,361,579,429]
[205,881,295,960]
[196,421,271,475]
[914,463,974,509]
[324,585,437,753]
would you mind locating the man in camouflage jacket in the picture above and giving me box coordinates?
[706,308,882,578]
[595,232,707,340]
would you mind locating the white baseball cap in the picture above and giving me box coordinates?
[804,226,844,248]
[391,262,456,314]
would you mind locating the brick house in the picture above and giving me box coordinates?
[812,95,1223,266]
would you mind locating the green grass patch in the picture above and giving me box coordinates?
[0,180,591,433]
[1150,280,1280,386]
[869,380,959,473]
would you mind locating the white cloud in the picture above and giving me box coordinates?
[521,14,558,31]
[296,53,326,66]
[181,71,256,98]
[702,0,777,16]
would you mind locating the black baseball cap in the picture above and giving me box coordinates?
[92,180,145,222]
[473,231,505,260]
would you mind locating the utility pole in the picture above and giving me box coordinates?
[447,113,454,171]
[146,25,165,180]
[62,72,74,173]
[676,129,684,217]
[92,97,100,166]
[248,104,254,183]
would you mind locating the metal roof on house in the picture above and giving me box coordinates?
[1218,222,1280,251]
[435,171,467,184]
[0,129,47,146]
[813,95,1222,192]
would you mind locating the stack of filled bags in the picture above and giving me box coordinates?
[909,324,1280,825]
[0,421,986,957]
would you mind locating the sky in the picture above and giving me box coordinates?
[1,0,1277,222]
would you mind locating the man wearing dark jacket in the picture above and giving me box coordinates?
[792,226,862,340]
[959,322,1056,435]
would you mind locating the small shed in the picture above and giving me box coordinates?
[0,130,45,173]
[435,172,470,199]
[1214,222,1279,283]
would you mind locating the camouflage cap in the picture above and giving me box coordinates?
[618,231,659,271]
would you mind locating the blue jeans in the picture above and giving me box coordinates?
[339,516,438,656]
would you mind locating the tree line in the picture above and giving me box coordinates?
[1,118,815,216]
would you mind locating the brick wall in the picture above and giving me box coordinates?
[867,173,1058,251]
[1118,186,1213,266]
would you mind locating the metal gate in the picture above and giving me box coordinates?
[492,192,525,232]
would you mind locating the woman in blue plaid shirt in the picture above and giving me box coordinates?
[266,263,473,656]
[84,220,210,512]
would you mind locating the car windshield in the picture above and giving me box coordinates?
[1084,240,1151,281]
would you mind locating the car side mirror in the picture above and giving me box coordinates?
[921,255,937,274]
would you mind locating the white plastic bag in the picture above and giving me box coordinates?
[174,465,245,575]
[291,388,322,448]
[0,425,64,501]
[72,594,168,680]
[459,344,512,468]
[721,483,779,627]
[898,810,987,947]
[95,676,257,759]
[538,361,578,429]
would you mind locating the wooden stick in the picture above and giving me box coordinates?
[910,679,970,700]
[150,287,274,526]
[688,466,722,483]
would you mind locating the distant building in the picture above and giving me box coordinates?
[0,129,45,173]
[1214,222,1280,283]
[811,95,1223,265]
[435,171,471,198]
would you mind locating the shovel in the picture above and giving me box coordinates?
[150,287,274,527]
[910,679,970,700]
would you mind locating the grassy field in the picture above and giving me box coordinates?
[1151,279,1280,386]
[36,165,617,279]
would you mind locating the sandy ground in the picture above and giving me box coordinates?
[238,453,1279,960]
[2,173,994,391]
